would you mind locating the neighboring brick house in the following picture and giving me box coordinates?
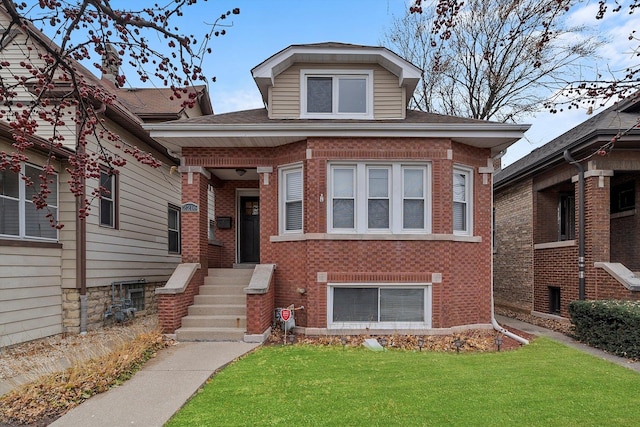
[0,9,212,347]
[494,95,640,318]
[148,43,529,340]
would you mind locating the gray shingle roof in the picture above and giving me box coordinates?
[495,97,640,186]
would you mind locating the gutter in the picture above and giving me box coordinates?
[490,163,530,345]
[563,150,586,300]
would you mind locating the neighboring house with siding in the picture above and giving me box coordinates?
[494,95,640,318]
[0,11,212,347]
[147,43,529,341]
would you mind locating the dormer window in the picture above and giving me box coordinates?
[301,69,373,119]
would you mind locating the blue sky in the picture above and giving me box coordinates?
[103,0,639,167]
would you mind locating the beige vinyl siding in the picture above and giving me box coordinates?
[59,168,78,290]
[0,22,76,148]
[269,63,405,119]
[82,120,181,287]
[0,246,63,347]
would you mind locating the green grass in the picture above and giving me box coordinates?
[167,338,640,426]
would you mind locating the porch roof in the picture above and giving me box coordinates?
[145,108,530,157]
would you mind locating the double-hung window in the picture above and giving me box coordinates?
[329,162,430,234]
[301,70,373,119]
[168,204,181,254]
[279,164,303,234]
[0,163,58,240]
[453,166,473,235]
[99,167,117,228]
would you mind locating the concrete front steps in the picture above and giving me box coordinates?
[175,267,254,342]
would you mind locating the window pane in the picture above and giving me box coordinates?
[333,288,378,322]
[333,169,353,197]
[368,199,389,229]
[0,198,19,235]
[404,169,424,197]
[333,199,354,228]
[101,199,114,227]
[285,201,302,231]
[453,172,466,202]
[380,289,424,322]
[368,169,388,197]
[307,77,332,113]
[25,202,57,239]
[169,230,180,253]
[403,200,424,229]
[24,165,40,200]
[338,78,366,113]
[168,207,179,230]
[286,171,302,200]
[100,171,113,198]
[453,202,466,231]
[0,169,19,198]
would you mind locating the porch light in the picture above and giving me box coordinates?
[495,335,503,352]
[235,168,246,176]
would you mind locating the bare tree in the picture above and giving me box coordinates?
[0,1,238,225]
[385,0,601,122]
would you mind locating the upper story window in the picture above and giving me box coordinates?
[559,193,575,241]
[453,166,473,236]
[328,162,430,234]
[168,204,181,254]
[301,69,373,119]
[611,181,635,214]
[0,163,58,241]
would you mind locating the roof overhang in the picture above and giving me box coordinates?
[145,121,530,157]
[251,44,422,106]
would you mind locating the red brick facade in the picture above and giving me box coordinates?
[166,137,495,335]
[494,150,640,318]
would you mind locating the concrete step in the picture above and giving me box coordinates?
[207,268,254,279]
[194,294,245,305]
[181,315,246,329]
[188,304,245,316]
[199,284,246,295]
[176,327,245,342]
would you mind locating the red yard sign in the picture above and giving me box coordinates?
[280,309,291,322]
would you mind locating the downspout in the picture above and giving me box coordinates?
[77,133,88,334]
[490,159,529,345]
[563,150,586,300]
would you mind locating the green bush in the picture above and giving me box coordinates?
[569,300,640,358]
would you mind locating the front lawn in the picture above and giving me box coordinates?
[168,338,640,426]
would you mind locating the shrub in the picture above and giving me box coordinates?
[569,300,640,359]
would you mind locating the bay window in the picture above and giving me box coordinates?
[0,163,58,240]
[329,162,430,233]
[453,166,473,235]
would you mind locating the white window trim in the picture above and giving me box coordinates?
[0,162,59,241]
[453,165,473,236]
[328,162,431,234]
[279,162,304,235]
[327,283,432,330]
[300,69,374,119]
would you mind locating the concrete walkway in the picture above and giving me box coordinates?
[496,315,640,374]
[50,341,259,427]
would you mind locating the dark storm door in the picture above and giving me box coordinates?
[239,196,260,263]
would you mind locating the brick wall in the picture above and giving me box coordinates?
[180,138,495,332]
[494,178,534,312]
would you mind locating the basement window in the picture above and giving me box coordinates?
[328,284,432,329]
[549,286,561,315]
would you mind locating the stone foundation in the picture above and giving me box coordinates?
[62,281,164,334]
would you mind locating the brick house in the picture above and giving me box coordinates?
[494,95,640,319]
[147,43,529,341]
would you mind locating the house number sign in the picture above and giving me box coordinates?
[181,202,199,213]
